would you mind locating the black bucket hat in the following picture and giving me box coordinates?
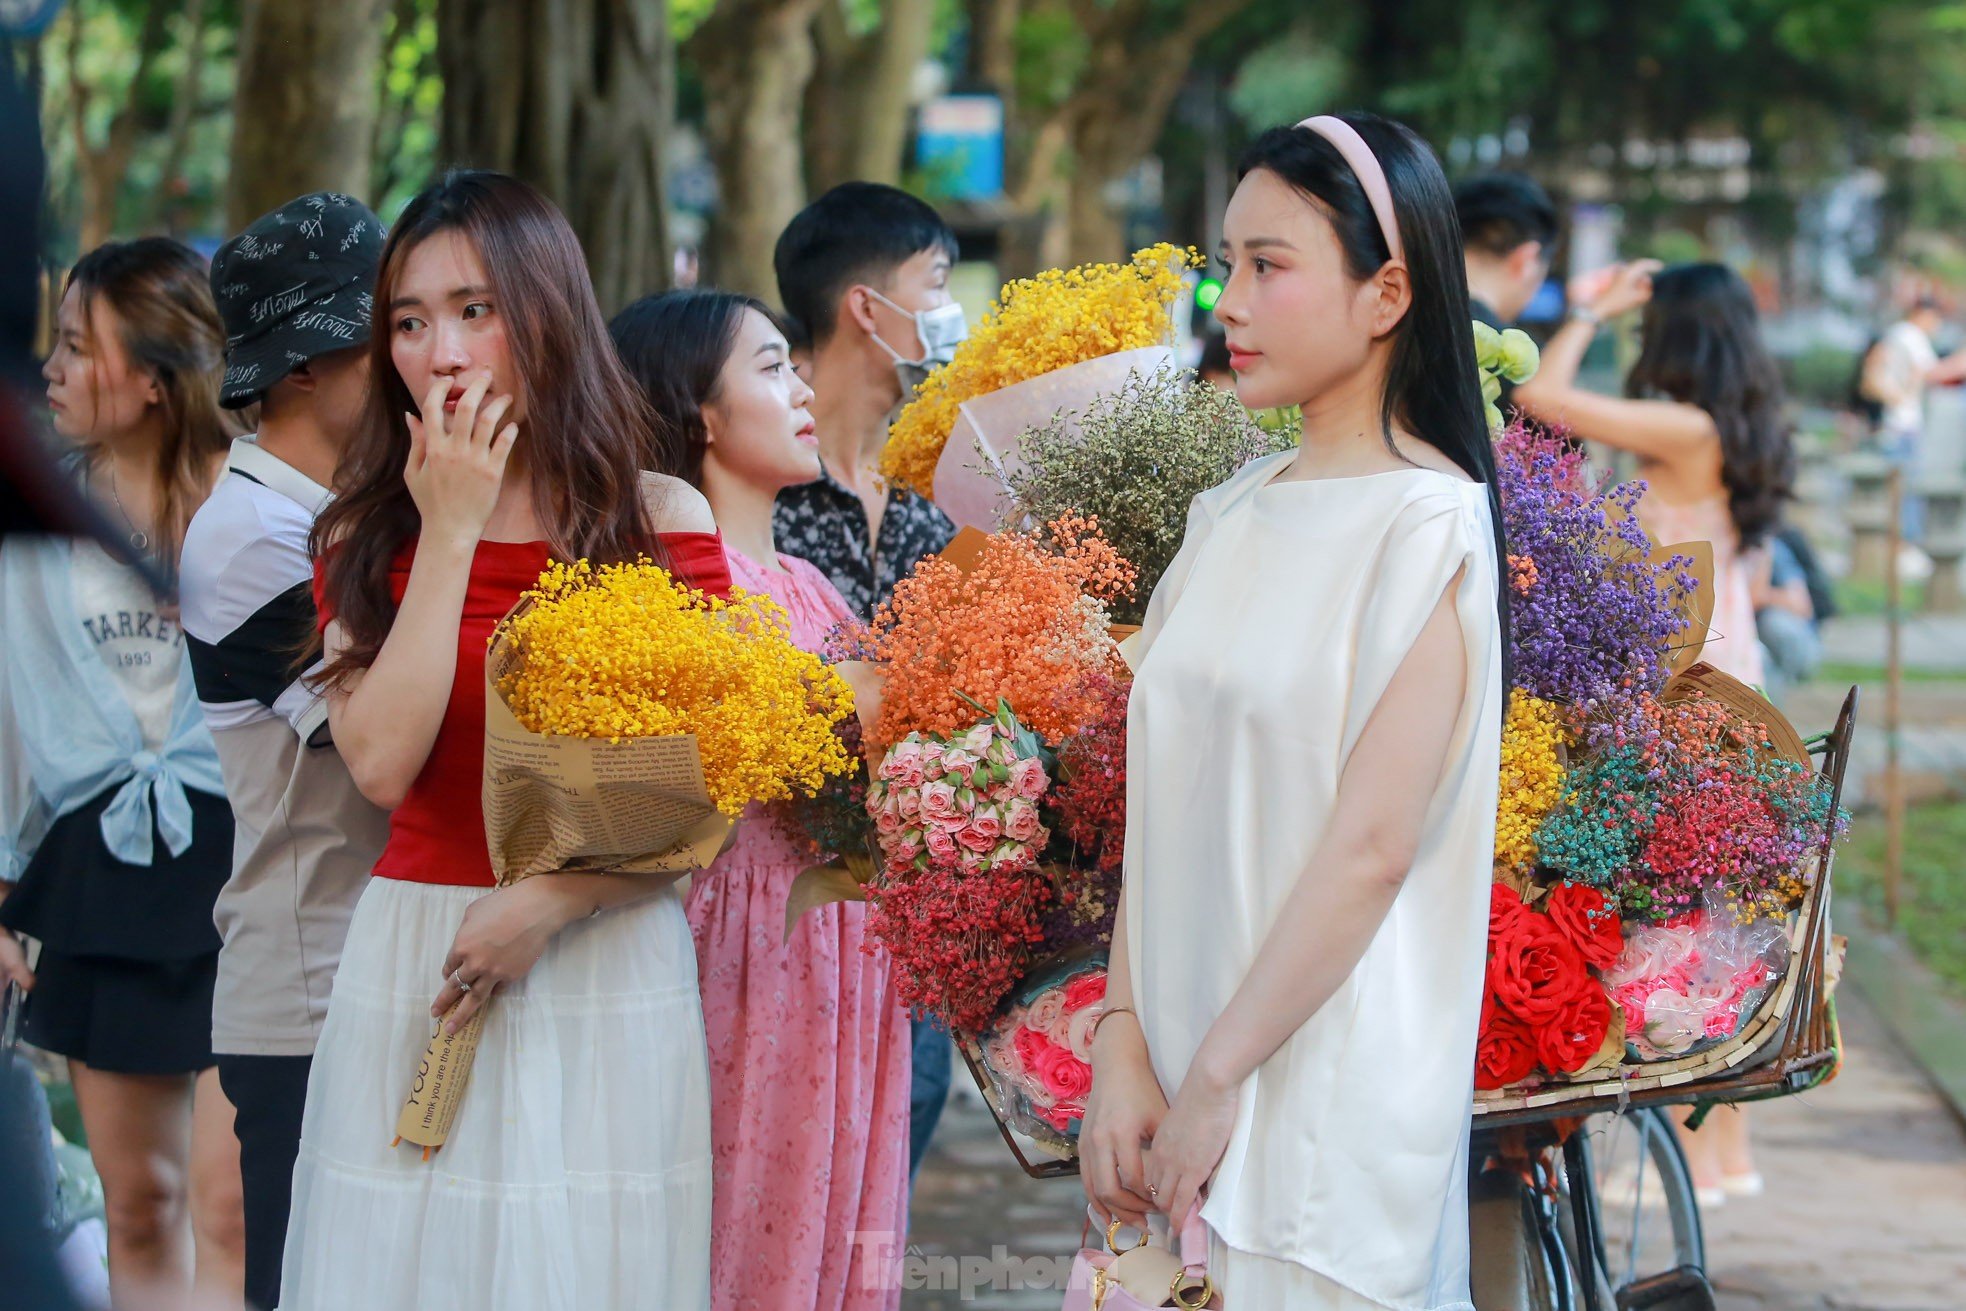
[210,192,384,408]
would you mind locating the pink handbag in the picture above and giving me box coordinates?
[1062,1208,1220,1310]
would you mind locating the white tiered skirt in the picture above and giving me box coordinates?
[277,877,712,1310]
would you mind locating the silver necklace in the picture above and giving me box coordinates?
[102,461,150,553]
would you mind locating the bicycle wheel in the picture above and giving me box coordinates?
[1469,1165,1570,1311]
[1580,1107,1706,1289]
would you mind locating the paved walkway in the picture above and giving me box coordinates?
[1785,678,1966,807]
[1706,987,1966,1309]
[1819,613,1966,675]
[903,986,1966,1309]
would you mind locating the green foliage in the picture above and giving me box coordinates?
[1226,30,1348,132]
[1833,575,1927,618]
[1844,801,1966,997]
[1643,230,1710,267]
[371,0,443,218]
[1782,342,1861,410]
[1011,7,1088,116]
[28,0,1966,277]
[672,0,720,43]
[38,0,243,252]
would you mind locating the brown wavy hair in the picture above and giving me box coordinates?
[313,170,658,684]
[69,238,233,564]
[1625,263,1794,549]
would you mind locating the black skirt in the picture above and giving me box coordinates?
[1,785,231,1075]
[19,946,218,1075]
[1,785,232,962]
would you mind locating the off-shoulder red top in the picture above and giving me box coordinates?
[314,533,734,887]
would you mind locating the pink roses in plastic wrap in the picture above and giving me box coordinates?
[982,966,1108,1135]
[1600,909,1787,1060]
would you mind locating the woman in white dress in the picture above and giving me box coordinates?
[1080,112,1506,1309]
[278,173,719,1309]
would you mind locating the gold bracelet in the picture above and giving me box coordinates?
[1091,1005,1138,1041]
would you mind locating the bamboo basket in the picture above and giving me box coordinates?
[1472,686,1859,1130]
[957,687,1861,1168]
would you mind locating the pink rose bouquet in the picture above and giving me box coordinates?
[865,703,1052,882]
[1600,908,1788,1060]
[978,960,1108,1141]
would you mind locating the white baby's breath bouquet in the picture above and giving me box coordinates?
[1002,366,1291,625]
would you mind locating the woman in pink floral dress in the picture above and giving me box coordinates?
[612,289,911,1311]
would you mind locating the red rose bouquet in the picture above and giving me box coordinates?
[1476,883,1624,1090]
[1476,412,1847,1099]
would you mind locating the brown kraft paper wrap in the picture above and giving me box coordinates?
[393,598,734,1154]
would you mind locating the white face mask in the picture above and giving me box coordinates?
[866,288,967,392]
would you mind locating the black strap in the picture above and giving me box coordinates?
[2,979,22,1057]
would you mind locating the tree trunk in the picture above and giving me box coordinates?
[152,0,212,235]
[801,2,860,196]
[849,0,934,184]
[1063,137,1128,266]
[803,0,934,194]
[69,0,172,251]
[966,0,1018,94]
[1055,0,1257,265]
[1059,42,1186,264]
[227,0,389,231]
[688,0,822,300]
[438,0,675,316]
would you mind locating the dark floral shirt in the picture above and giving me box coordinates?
[774,465,956,621]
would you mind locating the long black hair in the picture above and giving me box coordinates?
[1238,112,1509,679]
[1626,264,1794,548]
[609,288,777,488]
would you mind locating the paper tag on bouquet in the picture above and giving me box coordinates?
[394,1002,488,1155]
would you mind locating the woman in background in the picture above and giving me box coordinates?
[0,238,244,1301]
[1513,258,1798,1205]
[613,288,910,1311]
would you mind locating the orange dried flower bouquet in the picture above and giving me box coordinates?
[842,515,1135,753]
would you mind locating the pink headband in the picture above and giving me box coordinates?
[1297,115,1404,265]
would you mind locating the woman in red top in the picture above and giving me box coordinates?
[279,172,730,1310]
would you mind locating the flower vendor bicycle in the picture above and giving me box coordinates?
[1470,687,1858,1311]
[1472,1107,1708,1311]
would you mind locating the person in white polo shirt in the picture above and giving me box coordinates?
[178,193,390,1311]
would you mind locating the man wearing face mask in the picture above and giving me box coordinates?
[772,183,965,622]
[771,183,964,1182]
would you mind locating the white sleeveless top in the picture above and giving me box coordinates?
[1124,451,1502,1308]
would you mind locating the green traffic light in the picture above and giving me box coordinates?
[1194,277,1223,312]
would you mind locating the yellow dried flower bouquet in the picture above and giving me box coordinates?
[398,560,859,1158]
[484,558,857,883]
[879,243,1200,502]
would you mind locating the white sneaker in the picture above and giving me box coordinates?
[1720,1170,1764,1198]
[1694,1184,1727,1210]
